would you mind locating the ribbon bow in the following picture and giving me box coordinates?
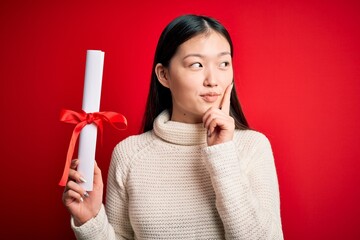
[59,109,127,186]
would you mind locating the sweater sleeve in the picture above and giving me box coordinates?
[202,132,283,240]
[71,142,134,239]
[71,204,116,239]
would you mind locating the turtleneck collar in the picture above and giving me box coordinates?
[153,110,207,146]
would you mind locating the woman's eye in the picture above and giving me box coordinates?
[190,62,202,68]
[219,62,230,68]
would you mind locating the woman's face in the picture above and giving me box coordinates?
[159,30,233,123]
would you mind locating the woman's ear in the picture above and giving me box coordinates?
[155,63,170,88]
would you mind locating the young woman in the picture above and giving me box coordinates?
[63,14,283,239]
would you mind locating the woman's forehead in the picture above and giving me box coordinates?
[176,31,231,57]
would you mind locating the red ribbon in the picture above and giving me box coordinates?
[58,109,127,186]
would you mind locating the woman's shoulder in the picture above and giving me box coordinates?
[233,130,275,169]
[234,129,272,151]
[109,130,157,171]
[113,130,156,156]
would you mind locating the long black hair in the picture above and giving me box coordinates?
[142,14,249,132]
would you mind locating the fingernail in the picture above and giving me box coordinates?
[79,177,87,183]
[207,130,211,137]
[79,197,84,202]
[83,192,89,198]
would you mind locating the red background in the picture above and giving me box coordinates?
[1,0,359,239]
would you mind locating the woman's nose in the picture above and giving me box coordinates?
[203,68,218,87]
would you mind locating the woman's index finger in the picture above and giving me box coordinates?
[220,82,233,114]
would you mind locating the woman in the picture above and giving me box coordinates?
[63,14,283,239]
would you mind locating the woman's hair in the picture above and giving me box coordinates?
[142,14,249,132]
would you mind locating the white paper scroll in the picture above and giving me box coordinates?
[78,50,104,191]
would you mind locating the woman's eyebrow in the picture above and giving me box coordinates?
[219,51,231,57]
[183,51,231,60]
[183,53,203,60]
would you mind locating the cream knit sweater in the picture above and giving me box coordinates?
[72,110,283,239]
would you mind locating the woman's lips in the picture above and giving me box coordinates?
[200,93,220,103]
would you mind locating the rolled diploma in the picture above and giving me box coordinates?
[78,50,104,191]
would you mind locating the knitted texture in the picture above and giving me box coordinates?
[72,110,283,239]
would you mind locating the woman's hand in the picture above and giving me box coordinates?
[62,159,104,226]
[203,83,235,146]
